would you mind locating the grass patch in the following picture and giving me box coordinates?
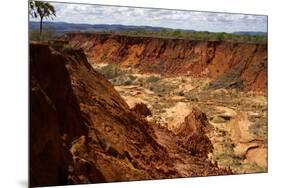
[146,75,161,83]
[95,64,128,80]
[96,30,267,43]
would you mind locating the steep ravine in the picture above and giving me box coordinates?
[30,42,230,187]
[65,33,267,92]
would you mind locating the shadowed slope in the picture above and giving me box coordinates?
[30,41,231,187]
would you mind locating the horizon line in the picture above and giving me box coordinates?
[29,21,268,34]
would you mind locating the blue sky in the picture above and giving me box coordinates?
[31,2,267,33]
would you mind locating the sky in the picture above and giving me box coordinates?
[31,2,267,33]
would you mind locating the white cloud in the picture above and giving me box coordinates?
[31,2,267,33]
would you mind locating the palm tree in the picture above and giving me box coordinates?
[29,1,56,39]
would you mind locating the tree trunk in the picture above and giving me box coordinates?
[39,17,43,40]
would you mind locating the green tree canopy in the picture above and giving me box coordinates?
[29,1,56,39]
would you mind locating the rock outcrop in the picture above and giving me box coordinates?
[65,33,267,92]
[30,79,73,186]
[131,102,152,117]
[174,107,213,157]
[151,108,230,177]
[30,42,88,187]
[30,41,230,187]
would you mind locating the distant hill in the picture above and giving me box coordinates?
[232,31,267,36]
[29,21,182,35]
[29,21,267,38]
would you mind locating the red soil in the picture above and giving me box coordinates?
[66,33,267,92]
[30,41,230,187]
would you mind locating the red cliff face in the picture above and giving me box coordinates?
[65,33,267,92]
[30,41,230,187]
[30,42,89,187]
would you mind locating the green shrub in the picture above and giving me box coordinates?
[29,28,56,41]
[96,64,126,79]
[149,82,177,95]
[62,43,72,49]
[101,29,267,43]
[128,75,137,81]
[146,75,160,83]
[124,79,133,86]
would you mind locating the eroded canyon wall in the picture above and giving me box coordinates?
[66,33,267,91]
[30,42,229,187]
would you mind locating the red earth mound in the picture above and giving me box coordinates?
[131,102,152,117]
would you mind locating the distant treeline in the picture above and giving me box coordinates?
[30,27,267,43]
[101,29,267,43]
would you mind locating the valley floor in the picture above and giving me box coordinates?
[94,63,267,174]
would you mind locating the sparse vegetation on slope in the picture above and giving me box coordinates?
[101,63,268,174]
[30,42,232,186]
[93,30,267,43]
[67,33,267,92]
